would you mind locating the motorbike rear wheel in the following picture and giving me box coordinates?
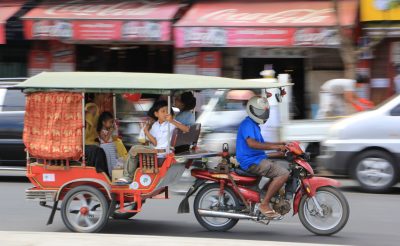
[298,186,349,236]
[193,183,239,231]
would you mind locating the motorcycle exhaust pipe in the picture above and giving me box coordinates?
[197,209,257,220]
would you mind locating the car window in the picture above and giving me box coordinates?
[390,104,400,116]
[3,89,25,111]
[215,96,246,111]
[214,90,258,112]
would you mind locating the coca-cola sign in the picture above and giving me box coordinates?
[23,0,182,20]
[122,21,165,41]
[32,20,73,39]
[197,8,334,25]
[24,19,171,41]
[176,0,357,27]
[45,0,164,17]
[175,27,342,48]
[183,27,227,46]
[294,28,340,46]
[22,0,179,41]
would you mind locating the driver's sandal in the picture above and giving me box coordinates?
[259,208,281,219]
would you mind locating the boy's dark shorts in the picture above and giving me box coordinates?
[247,159,289,178]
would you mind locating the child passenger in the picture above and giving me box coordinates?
[116,100,189,184]
[97,112,118,175]
[97,112,128,176]
[97,111,115,144]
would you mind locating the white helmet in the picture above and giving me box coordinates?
[246,96,270,124]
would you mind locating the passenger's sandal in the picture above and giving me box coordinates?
[114,177,131,185]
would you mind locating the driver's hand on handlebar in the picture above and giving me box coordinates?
[277,145,287,152]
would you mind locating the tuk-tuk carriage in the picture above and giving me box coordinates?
[18,72,349,235]
[17,72,293,233]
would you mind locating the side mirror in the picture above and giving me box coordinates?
[275,88,287,103]
[275,93,282,103]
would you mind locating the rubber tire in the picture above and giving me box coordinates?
[61,185,110,233]
[298,186,349,236]
[112,203,137,220]
[193,183,239,232]
[351,150,398,193]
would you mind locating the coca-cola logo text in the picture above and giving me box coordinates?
[33,21,72,38]
[294,28,340,46]
[122,21,161,39]
[197,8,334,25]
[184,28,226,46]
[45,0,166,17]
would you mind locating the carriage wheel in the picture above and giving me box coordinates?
[61,185,109,233]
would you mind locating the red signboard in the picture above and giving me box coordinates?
[0,25,4,44]
[23,0,181,20]
[198,51,221,76]
[50,41,75,71]
[176,0,357,27]
[28,46,52,76]
[74,21,122,41]
[174,0,355,48]
[0,1,25,44]
[22,0,181,41]
[28,41,75,76]
[175,27,340,48]
[174,48,199,75]
[24,19,172,41]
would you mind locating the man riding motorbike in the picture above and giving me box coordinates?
[236,96,289,219]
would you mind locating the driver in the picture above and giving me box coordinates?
[236,96,289,219]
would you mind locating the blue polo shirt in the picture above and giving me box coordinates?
[236,117,267,170]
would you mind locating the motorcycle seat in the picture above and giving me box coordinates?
[234,168,258,177]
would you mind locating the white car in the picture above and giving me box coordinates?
[318,94,400,192]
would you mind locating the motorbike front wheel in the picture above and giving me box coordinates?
[298,186,349,236]
[193,183,239,231]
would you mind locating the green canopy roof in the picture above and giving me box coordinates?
[15,72,292,93]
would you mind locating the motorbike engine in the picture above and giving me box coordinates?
[273,199,291,215]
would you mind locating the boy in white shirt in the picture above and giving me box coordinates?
[116,100,189,184]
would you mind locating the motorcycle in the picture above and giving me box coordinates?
[178,142,349,236]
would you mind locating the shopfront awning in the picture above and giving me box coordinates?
[174,0,358,47]
[22,0,183,42]
[0,1,25,44]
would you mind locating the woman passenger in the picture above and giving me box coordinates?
[84,103,99,145]
[174,91,196,126]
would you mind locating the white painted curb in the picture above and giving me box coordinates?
[0,231,348,246]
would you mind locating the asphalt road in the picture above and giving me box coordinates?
[0,177,399,246]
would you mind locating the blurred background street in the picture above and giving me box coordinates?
[1,0,400,245]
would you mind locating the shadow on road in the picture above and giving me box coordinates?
[0,176,29,183]
[102,219,353,245]
[340,186,400,195]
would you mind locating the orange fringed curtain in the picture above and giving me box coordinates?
[23,92,83,160]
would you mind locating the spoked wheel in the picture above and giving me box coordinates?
[112,203,137,220]
[61,185,109,233]
[193,183,239,231]
[298,186,349,236]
